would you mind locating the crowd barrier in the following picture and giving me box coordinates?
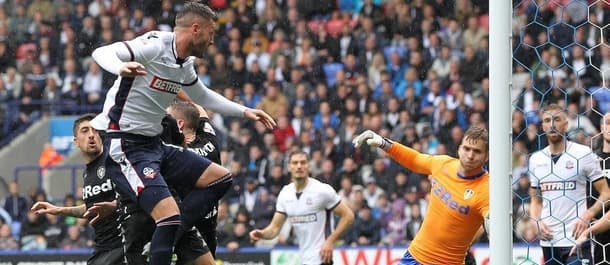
[0,244,545,265]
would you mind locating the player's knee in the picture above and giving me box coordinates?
[196,164,231,187]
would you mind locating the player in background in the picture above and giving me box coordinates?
[529,104,610,265]
[90,2,276,264]
[31,114,125,265]
[352,126,489,265]
[571,112,610,263]
[165,100,222,257]
[249,151,355,265]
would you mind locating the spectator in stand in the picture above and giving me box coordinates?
[59,225,89,250]
[250,188,275,229]
[216,200,235,245]
[82,62,103,105]
[223,221,254,252]
[4,181,28,226]
[240,177,261,214]
[363,179,385,208]
[20,211,48,250]
[257,82,288,120]
[0,223,18,250]
[406,204,423,241]
[347,204,381,246]
[381,199,408,246]
[43,213,64,248]
[266,164,289,197]
[38,143,63,175]
[316,158,341,191]
[272,115,296,152]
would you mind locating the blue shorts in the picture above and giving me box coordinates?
[398,250,422,265]
[105,132,211,213]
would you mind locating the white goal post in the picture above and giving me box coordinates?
[489,0,513,263]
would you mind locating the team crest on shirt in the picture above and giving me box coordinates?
[143,167,156,179]
[306,198,313,205]
[96,166,105,179]
[565,160,574,169]
[463,189,475,200]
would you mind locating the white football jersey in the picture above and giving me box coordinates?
[529,141,603,246]
[276,178,341,265]
[91,31,245,136]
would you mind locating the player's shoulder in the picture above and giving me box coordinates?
[278,182,296,197]
[529,147,549,160]
[567,141,595,155]
[308,178,336,193]
[428,154,456,165]
[308,177,328,187]
[133,31,173,49]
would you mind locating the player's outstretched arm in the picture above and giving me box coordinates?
[92,43,146,77]
[353,130,433,175]
[249,211,287,242]
[184,82,276,129]
[83,200,118,225]
[31,201,86,218]
[320,201,354,263]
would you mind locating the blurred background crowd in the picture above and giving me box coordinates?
[0,0,604,253]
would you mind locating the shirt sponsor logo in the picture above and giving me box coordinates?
[150,76,181,94]
[83,178,113,199]
[188,142,216,157]
[289,213,317,224]
[539,181,576,191]
[431,178,470,215]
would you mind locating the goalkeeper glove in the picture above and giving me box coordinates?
[352,130,392,150]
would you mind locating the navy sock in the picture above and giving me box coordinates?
[149,214,181,265]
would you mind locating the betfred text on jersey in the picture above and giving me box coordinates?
[83,179,113,199]
[431,178,470,215]
[150,76,181,94]
[539,181,576,191]
[289,213,317,224]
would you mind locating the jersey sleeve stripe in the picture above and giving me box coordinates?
[276,211,287,215]
[122,41,134,61]
[108,77,135,130]
[324,209,332,238]
[328,200,341,211]
[183,78,199,86]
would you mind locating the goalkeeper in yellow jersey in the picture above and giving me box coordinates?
[353,126,489,265]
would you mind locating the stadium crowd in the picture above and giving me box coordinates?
[0,0,601,253]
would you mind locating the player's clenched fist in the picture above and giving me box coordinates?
[352,130,391,150]
[249,229,263,242]
[119,62,147,77]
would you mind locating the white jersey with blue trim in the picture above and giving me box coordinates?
[528,141,603,247]
[275,178,341,265]
[91,30,246,136]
